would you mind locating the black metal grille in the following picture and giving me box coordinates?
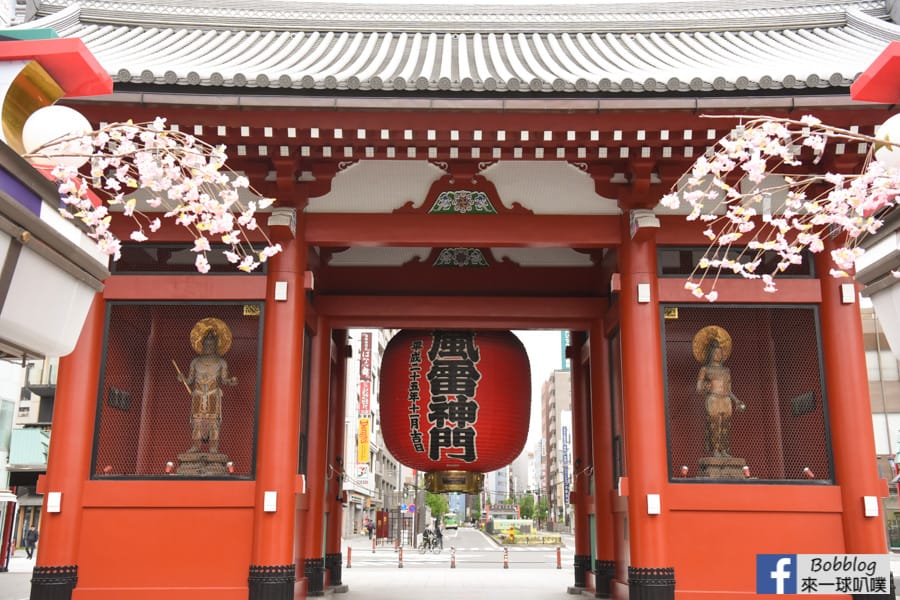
[664,305,831,482]
[112,243,268,275]
[658,247,813,278]
[92,302,262,478]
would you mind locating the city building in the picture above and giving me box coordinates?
[541,370,572,531]
[341,329,401,536]
[4,2,900,599]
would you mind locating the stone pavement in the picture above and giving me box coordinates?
[9,536,898,600]
[0,537,579,600]
[335,530,579,600]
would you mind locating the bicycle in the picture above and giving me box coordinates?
[418,534,442,554]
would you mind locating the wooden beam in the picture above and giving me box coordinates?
[314,295,604,329]
[304,213,621,247]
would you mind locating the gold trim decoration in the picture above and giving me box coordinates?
[190,317,233,355]
[1,61,65,154]
[692,325,732,362]
[424,470,484,493]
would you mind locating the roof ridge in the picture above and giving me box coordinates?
[33,0,888,33]
[845,6,900,41]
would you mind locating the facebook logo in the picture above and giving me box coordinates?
[757,554,797,594]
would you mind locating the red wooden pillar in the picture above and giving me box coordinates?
[248,213,306,600]
[815,240,888,556]
[589,317,616,598]
[568,331,593,591]
[31,294,105,599]
[325,330,348,590]
[618,218,673,598]
[298,315,332,597]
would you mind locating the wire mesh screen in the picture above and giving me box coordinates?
[93,302,262,479]
[663,305,831,482]
[609,330,626,483]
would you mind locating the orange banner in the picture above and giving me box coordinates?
[357,417,370,464]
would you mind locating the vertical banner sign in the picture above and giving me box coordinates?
[562,425,570,502]
[359,332,372,382]
[358,417,370,463]
[358,331,372,468]
[359,380,371,415]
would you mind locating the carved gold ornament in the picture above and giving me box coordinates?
[190,317,233,355]
[692,325,732,362]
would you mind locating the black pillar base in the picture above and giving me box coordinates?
[628,566,675,600]
[30,565,78,600]
[594,559,615,598]
[325,552,342,587]
[248,564,295,600]
[304,558,325,597]
[573,554,592,588]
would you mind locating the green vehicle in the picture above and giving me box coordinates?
[443,512,459,530]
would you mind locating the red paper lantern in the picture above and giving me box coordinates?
[380,330,531,492]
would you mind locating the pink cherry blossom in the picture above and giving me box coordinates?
[24,119,283,273]
[662,114,899,299]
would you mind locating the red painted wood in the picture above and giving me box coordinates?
[657,277,822,304]
[325,331,348,557]
[569,331,593,558]
[315,262,607,297]
[588,318,617,577]
[251,234,306,566]
[851,41,900,103]
[38,295,104,565]
[103,275,267,300]
[314,295,604,329]
[815,240,888,553]
[618,228,669,568]
[0,38,113,97]
[300,316,333,563]
[305,213,620,248]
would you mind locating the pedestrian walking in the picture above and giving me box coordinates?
[24,526,38,559]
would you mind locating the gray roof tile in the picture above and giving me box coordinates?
[12,0,900,94]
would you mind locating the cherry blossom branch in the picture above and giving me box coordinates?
[660,114,900,301]
[25,117,282,273]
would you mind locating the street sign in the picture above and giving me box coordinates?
[409,504,416,513]
[400,503,407,511]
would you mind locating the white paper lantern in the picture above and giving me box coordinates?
[875,113,900,170]
[22,104,93,169]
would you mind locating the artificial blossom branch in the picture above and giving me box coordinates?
[660,114,900,301]
[25,116,282,273]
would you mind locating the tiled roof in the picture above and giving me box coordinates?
[14,0,900,94]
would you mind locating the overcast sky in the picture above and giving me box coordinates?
[513,329,567,450]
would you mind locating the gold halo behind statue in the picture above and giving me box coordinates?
[190,317,233,355]
[692,325,732,362]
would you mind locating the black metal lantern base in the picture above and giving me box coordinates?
[304,557,325,596]
[30,565,77,600]
[594,559,615,598]
[573,554,592,588]
[325,552,343,587]
[248,564,294,600]
[628,566,675,600]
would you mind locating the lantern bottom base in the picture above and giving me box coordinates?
[424,470,484,493]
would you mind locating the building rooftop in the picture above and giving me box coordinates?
[9,0,900,95]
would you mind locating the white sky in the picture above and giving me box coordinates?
[513,330,567,450]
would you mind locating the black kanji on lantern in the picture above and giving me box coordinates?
[425,331,481,463]
[407,340,426,452]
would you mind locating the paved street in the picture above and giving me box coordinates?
[0,530,577,600]
[2,535,900,600]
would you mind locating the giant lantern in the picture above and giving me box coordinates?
[380,329,531,493]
